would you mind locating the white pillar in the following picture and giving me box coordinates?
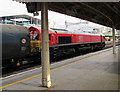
[22,18,23,25]
[5,17,7,24]
[41,2,51,88]
[31,17,32,24]
[112,26,116,54]
[14,17,16,25]
[36,19,38,25]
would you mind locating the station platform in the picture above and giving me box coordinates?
[1,46,119,91]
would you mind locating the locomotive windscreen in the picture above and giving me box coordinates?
[58,36,72,44]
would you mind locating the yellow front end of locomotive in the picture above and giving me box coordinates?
[31,41,41,53]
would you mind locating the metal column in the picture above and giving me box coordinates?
[41,2,51,88]
[14,17,16,25]
[5,17,7,24]
[112,26,116,54]
[22,18,23,24]
[36,19,38,25]
[31,17,32,24]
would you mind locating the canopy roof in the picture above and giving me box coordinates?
[14,2,120,30]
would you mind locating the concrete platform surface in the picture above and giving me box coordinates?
[1,46,119,90]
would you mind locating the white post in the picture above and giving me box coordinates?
[41,2,51,88]
[112,26,116,54]
[22,18,23,25]
[14,17,16,25]
[36,19,38,25]
[5,17,7,24]
[31,17,32,24]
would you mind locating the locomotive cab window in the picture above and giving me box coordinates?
[33,33,39,40]
[30,33,39,41]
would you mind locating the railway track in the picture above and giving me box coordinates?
[2,42,120,77]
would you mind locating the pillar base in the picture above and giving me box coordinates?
[42,79,52,88]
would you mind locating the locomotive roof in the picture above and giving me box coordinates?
[29,26,104,36]
[29,26,53,33]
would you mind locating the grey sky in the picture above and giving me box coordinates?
[0,0,27,16]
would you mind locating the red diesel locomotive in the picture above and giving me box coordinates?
[29,26,105,58]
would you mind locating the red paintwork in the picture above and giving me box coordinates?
[28,26,105,46]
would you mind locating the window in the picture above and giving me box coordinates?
[30,33,39,40]
[58,36,71,44]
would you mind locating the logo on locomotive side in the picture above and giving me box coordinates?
[79,36,83,41]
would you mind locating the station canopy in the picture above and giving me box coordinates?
[14,1,120,30]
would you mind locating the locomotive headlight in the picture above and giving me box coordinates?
[21,38,26,44]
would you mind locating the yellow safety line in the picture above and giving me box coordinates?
[51,49,112,71]
[0,49,111,89]
[0,74,42,89]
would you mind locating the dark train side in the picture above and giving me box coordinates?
[2,24,31,68]
[2,24,105,68]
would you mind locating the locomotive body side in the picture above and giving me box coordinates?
[53,32,105,47]
[73,33,105,44]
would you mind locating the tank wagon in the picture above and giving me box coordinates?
[2,24,31,68]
